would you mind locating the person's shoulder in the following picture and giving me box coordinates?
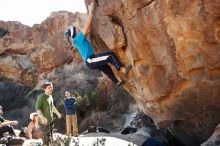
[37,93,47,99]
[37,93,44,97]
[71,96,76,100]
[77,31,84,36]
[72,97,77,103]
[28,121,34,127]
[28,120,34,125]
[74,31,85,40]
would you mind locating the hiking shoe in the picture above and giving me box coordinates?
[123,64,132,76]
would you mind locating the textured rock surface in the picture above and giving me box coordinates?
[87,0,220,145]
[1,0,220,145]
[0,12,87,86]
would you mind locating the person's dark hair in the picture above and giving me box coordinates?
[42,82,52,89]
[64,91,70,98]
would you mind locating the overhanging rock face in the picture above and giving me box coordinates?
[89,0,220,145]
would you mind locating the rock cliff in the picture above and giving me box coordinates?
[0,0,220,145]
[87,0,220,145]
[0,12,87,87]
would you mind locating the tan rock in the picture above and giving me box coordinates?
[87,0,220,145]
[0,12,86,86]
[0,1,219,145]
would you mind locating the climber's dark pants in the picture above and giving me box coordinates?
[86,51,123,84]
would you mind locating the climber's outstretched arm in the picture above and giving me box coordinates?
[82,2,95,36]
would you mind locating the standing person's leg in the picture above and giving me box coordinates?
[39,124,50,145]
[71,115,78,137]
[49,122,54,145]
[66,115,71,136]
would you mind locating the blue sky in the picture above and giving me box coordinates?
[0,0,87,26]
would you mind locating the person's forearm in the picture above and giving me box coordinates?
[37,110,44,119]
[87,1,94,28]
[52,105,60,115]
[0,123,9,127]
[27,123,33,139]
[82,2,94,35]
[0,121,13,126]
[83,13,93,35]
[87,13,93,29]
[28,131,32,139]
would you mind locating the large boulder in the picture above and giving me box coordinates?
[0,1,220,145]
[87,0,220,145]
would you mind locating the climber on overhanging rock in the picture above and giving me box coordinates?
[64,1,132,86]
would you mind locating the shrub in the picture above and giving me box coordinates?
[79,111,110,131]
[53,135,79,146]
[52,91,62,106]
[85,91,99,109]
[93,138,106,146]
[0,28,9,38]
[69,90,100,118]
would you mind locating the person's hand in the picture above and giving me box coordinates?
[41,116,47,125]
[10,120,18,126]
[57,113,61,119]
[88,2,95,14]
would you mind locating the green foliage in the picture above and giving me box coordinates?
[75,93,88,117]
[53,90,100,125]
[52,91,62,106]
[69,90,100,118]
[93,138,106,146]
[0,28,9,38]
[86,91,99,108]
[53,135,79,146]
[52,136,106,146]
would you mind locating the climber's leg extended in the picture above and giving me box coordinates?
[86,51,123,70]
[87,63,119,84]
[86,51,132,75]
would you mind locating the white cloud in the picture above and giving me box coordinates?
[0,0,87,26]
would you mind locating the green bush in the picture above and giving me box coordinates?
[0,28,9,38]
[85,91,99,109]
[53,91,62,106]
[93,138,106,146]
[75,93,88,117]
[69,90,100,118]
